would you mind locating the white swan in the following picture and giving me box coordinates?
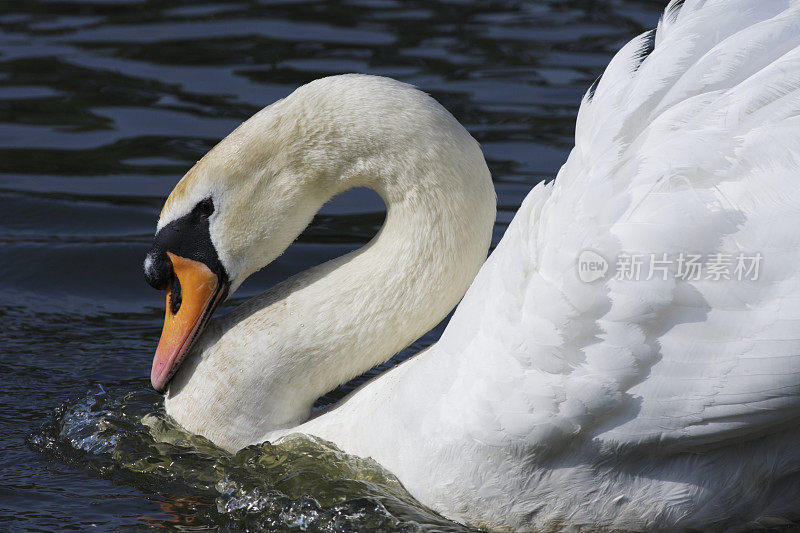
[143,0,800,530]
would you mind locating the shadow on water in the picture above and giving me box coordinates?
[0,0,670,530]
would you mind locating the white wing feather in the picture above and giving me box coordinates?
[422,0,800,453]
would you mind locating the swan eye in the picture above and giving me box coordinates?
[196,198,214,218]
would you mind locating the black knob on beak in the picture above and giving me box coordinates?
[144,247,173,291]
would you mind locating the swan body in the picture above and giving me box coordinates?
[145,0,800,530]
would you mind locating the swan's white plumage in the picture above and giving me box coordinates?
[434,0,800,452]
[158,0,800,530]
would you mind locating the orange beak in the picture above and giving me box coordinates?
[151,252,225,392]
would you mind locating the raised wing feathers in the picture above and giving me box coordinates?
[429,0,800,453]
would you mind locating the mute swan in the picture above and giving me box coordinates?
[144,0,800,530]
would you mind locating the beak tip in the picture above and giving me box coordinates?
[151,378,164,393]
[151,363,167,392]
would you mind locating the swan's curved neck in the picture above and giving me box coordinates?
[165,162,495,450]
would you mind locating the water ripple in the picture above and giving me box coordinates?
[29,387,466,531]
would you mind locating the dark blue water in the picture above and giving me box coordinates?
[0,1,667,530]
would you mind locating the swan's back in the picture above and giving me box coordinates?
[399,0,800,510]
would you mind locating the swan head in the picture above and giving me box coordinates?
[143,74,491,393]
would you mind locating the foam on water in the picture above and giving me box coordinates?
[28,386,466,532]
